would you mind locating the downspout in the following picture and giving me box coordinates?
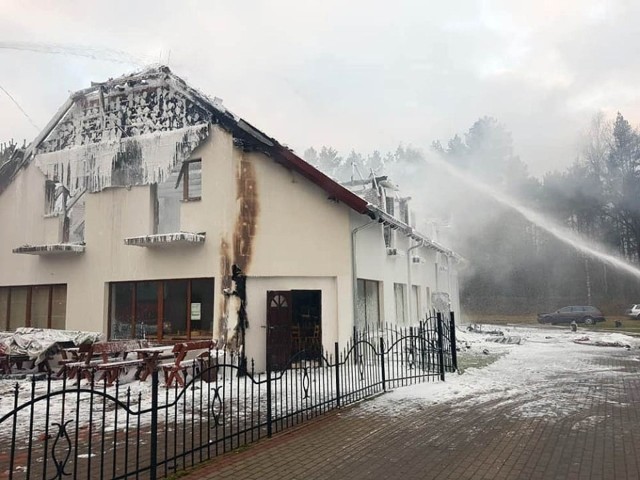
[447,255,452,304]
[351,219,377,328]
[407,240,425,324]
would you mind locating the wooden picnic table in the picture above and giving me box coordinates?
[61,347,80,361]
[133,345,176,381]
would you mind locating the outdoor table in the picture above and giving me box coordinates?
[134,345,176,381]
[61,347,81,361]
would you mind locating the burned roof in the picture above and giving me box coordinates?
[0,65,368,214]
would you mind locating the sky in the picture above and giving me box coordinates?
[1,0,639,176]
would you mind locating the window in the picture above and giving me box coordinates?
[31,286,50,328]
[0,285,67,331]
[190,278,214,338]
[44,181,68,215]
[109,278,214,340]
[411,285,420,323]
[51,285,66,329]
[0,289,8,330]
[394,283,407,325]
[8,287,27,330]
[178,159,202,201]
[356,279,381,329]
[399,199,409,224]
[385,197,395,216]
[384,226,396,249]
[164,280,188,337]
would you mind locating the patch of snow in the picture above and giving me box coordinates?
[360,325,639,420]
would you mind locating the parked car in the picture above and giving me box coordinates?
[537,306,606,325]
[625,304,640,319]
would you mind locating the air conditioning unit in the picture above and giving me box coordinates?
[386,248,398,256]
[412,256,423,264]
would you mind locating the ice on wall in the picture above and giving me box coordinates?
[34,125,209,194]
[28,71,213,244]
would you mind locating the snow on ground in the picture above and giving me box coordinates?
[362,324,640,420]
[2,324,639,438]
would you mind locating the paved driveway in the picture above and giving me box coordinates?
[183,328,640,479]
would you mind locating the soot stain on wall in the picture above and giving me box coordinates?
[233,154,259,272]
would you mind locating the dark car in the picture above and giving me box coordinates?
[537,306,606,325]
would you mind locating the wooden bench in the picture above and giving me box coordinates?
[92,340,150,386]
[161,340,215,388]
[64,340,149,385]
[58,343,95,379]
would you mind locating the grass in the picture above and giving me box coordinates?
[462,314,640,335]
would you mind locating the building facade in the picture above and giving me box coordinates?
[0,67,460,370]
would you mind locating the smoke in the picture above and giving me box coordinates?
[377,143,640,314]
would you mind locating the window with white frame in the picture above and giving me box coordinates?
[411,285,420,323]
[394,283,407,325]
[356,279,381,329]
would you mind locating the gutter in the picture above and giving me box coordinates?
[364,204,461,261]
[407,240,425,324]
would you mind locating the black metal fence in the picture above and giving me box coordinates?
[0,312,457,480]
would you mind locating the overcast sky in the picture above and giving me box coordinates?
[1,0,639,176]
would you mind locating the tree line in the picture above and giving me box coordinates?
[303,113,640,316]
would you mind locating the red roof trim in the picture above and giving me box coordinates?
[273,146,370,214]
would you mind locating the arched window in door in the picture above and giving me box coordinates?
[270,294,288,308]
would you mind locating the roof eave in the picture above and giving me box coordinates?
[365,204,461,260]
[271,146,370,214]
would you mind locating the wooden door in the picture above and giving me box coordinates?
[266,291,292,370]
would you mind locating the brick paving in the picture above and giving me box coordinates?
[182,349,640,480]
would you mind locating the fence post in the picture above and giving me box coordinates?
[334,342,341,407]
[419,320,426,370]
[449,311,458,371]
[436,312,446,381]
[353,325,358,365]
[150,370,158,480]
[379,337,386,392]
[266,362,273,438]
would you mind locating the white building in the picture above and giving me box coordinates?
[0,67,460,370]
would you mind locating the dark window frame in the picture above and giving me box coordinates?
[108,277,214,341]
[0,284,67,330]
[177,159,202,202]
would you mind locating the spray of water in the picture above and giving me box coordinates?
[426,155,640,280]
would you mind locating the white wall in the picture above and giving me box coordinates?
[0,125,356,353]
[350,211,457,326]
[0,123,460,358]
[245,276,337,372]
